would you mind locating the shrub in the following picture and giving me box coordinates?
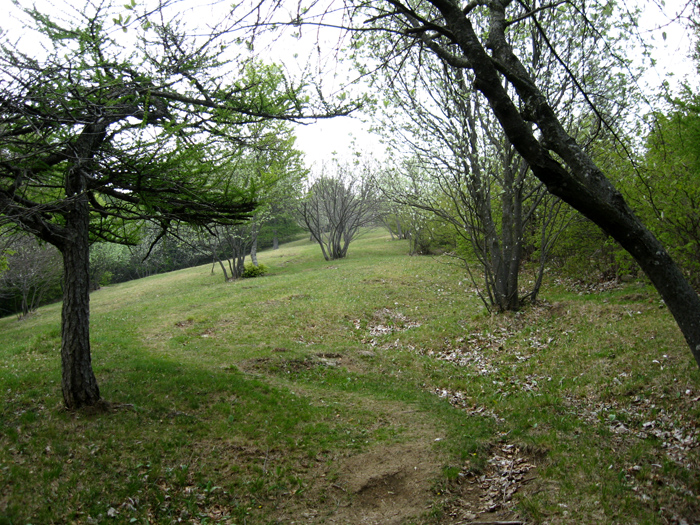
[99,271,113,287]
[242,263,269,278]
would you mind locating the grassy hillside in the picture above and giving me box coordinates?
[1,229,698,524]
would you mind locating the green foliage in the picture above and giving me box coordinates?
[635,94,700,287]
[98,271,113,287]
[242,262,269,278]
[90,242,131,288]
[548,217,638,281]
[0,2,322,250]
[257,215,306,249]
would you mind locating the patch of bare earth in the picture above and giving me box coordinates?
[271,441,438,524]
[270,441,537,525]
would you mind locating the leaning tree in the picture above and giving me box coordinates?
[325,0,700,366]
[0,0,351,408]
[368,0,634,312]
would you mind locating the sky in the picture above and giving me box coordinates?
[1,0,696,169]
[293,0,698,167]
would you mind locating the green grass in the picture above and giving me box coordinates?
[0,229,698,524]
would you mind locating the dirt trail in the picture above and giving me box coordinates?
[242,350,533,524]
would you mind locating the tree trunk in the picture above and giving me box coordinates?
[272,229,279,250]
[250,222,260,266]
[435,3,700,366]
[217,257,230,281]
[60,191,101,409]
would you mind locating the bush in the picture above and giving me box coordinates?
[99,271,113,287]
[242,263,269,278]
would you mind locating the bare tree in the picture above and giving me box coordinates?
[296,161,381,260]
[0,235,62,318]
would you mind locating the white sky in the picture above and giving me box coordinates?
[294,0,698,167]
[1,0,696,169]
[638,0,696,90]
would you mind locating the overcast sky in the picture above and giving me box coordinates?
[297,0,698,168]
[2,0,696,169]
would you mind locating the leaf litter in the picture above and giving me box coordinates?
[357,299,699,523]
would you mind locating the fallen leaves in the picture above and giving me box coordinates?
[354,308,422,346]
[477,444,537,512]
[567,392,700,468]
[435,388,504,422]
[442,444,536,523]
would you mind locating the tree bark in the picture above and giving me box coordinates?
[60,191,101,409]
[250,221,260,266]
[431,2,700,365]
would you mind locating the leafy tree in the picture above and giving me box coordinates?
[199,127,306,280]
[89,241,130,288]
[0,1,349,408]
[259,214,305,250]
[335,0,700,366]
[378,163,459,256]
[244,128,307,266]
[637,95,700,288]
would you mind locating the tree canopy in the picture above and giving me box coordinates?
[0,0,350,408]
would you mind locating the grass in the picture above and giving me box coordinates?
[0,229,698,524]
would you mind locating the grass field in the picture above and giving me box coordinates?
[1,229,698,524]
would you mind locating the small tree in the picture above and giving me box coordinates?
[0,1,349,408]
[206,222,255,281]
[0,235,62,318]
[296,161,381,260]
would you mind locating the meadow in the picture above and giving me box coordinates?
[1,229,698,524]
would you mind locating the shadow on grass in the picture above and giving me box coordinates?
[1,351,494,524]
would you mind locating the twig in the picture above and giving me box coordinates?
[470,521,523,525]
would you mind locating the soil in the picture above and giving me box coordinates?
[268,438,531,524]
[271,441,438,524]
[242,350,535,524]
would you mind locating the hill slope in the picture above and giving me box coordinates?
[1,229,698,524]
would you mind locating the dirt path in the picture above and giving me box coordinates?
[241,354,533,524]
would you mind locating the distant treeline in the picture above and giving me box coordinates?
[0,217,304,318]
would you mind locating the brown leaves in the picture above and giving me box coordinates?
[568,392,700,468]
[443,444,536,523]
[353,308,422,347]
[477,444,537,512]
[435,388,504,422]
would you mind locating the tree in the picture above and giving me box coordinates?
[198,126,306,281]
[244,128,307,266]
[637,94,700,288]
[296,161,381,260]
[0,234,63,318]
[0,1,350,408]
[369,1,631,311]
[338,0,700,366]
